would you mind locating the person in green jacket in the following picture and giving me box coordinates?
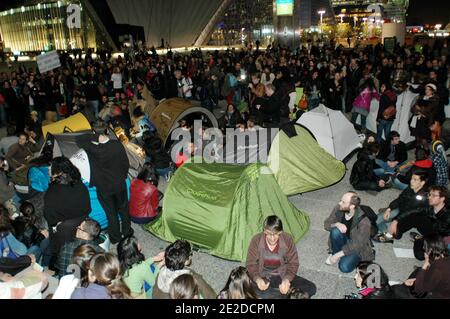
[117,236,164,299]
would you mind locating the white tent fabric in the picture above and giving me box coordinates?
[106,0,223,48]
[297,105,362,161]
[353,90,418,144]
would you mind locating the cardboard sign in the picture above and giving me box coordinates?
[37,50,61,74]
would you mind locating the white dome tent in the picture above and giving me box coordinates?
[297,105,362,161]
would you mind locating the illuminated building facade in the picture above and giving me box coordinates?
[0,0,98,53]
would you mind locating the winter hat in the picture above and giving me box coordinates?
[426,83,437,92]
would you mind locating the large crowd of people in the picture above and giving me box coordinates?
[0,37,450,299]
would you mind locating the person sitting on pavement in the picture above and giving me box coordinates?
[353,262,395,299]
[57,218,103,277]
[392,235,450,299]
[218,266,259,299]
[152,240,216,299]
[324,192,375,273]
[390,147,436,191]
[375,171,430,243]
[350,143,388,192]
[117,236,164,299]
[246,215,317,299]
[5,133,34,171]
[430,140,449,187]
[129,164,162,225]
[169,274,200,299]
[53,244,97,299]
[71,252,132,299]
[399,186,450,260]
[374,131,408,178]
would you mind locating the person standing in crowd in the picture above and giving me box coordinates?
[351,78,380,133]
[376,82,397,143]
[246,215,316,299]
[76,122,132,245]
[324,193,375,273]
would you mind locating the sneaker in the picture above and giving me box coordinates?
[373,233,394,244]
[409,231,423,242]
[325,254,334,265]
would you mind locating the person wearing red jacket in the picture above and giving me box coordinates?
[129,164,161,224]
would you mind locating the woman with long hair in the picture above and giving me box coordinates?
[218,267,259,299]
[118,236,164,298]
[71,252,132,299]
[170,274,199,299]
[44,157,91,270]
[129,163,161,224]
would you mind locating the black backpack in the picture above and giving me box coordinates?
[359,205,378,238]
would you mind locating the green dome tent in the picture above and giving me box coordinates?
[268,125,346,196]
[144,162,310,262]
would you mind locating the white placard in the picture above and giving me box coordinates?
[37,50,61,74]
[393,248,416,259]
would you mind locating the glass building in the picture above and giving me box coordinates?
[0,0,97,53]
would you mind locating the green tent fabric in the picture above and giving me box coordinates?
[144,162,310,262]
[268,125,346,196]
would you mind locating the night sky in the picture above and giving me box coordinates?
[0,0,448,26]
[407,0,450,25]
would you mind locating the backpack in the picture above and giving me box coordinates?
[359,205,378,238]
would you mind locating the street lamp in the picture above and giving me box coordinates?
[318,10,326,25]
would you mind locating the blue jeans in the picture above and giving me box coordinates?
[156,167,173,180]
[329,228,362,273]
[86,100,100,118]
[391,176,409,191]
[351,112,367,130]
[377,120,394,143]
[27,238,50,265]
[374,159,399,177]
[376,208,400,233]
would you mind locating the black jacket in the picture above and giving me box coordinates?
[44,180,91,227]
[76,135,129,194]
[11,218,45,248]
[389,187,429,220]
[350,149,380,186]
[423,206,450,237]
[378,140,408,163]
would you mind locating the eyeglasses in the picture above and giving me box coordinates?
[428,193,441,198]
[264,231,281,238]
[76,226,88,233]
